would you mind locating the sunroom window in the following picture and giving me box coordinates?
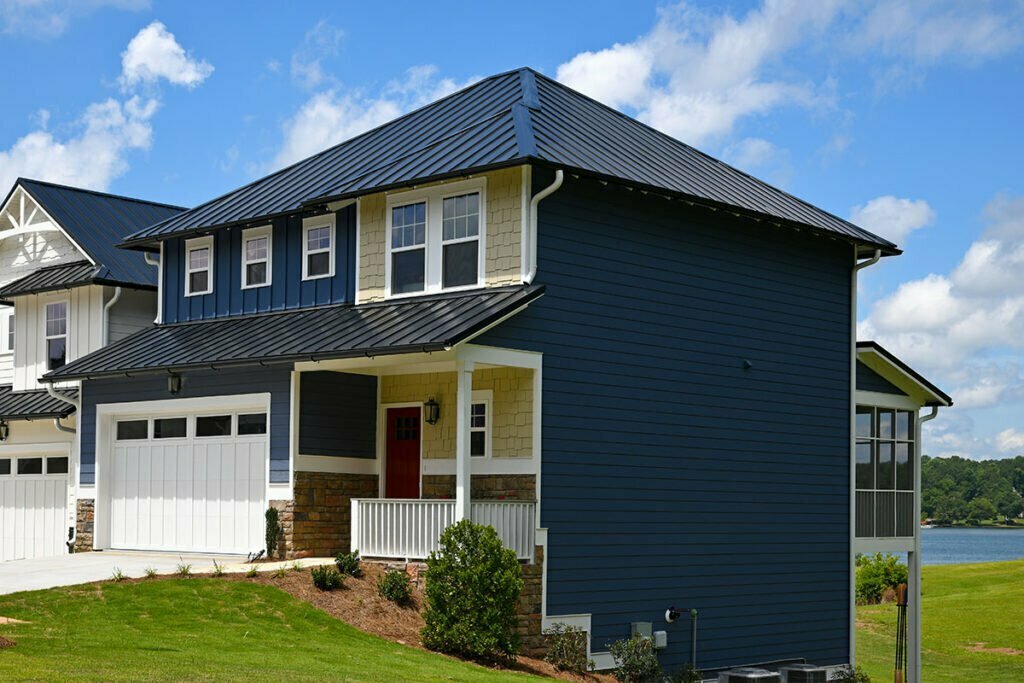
[856,405,916,538]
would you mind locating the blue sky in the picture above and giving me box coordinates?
[2,0,1024,458]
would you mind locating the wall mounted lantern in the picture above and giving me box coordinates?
[0,420,8,442]
[168,373,182,395]
[425,398,440,425]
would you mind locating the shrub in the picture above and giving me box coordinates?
[378,569,412,605]
[856,553,908,604]
[667,665,703,683]
[211,560,224,577]
[144,567,158,579]
[245,565,259,578]
[176,563,192,577]
[273,567,287,579]
[290,561,303,573]
[545,623,592,673]
[110,567,126,582]
[421,519,523,663]
[265,507,280,559]
[608,635,661,683]
[335,550,363,578]
[312,566,344,591]
[830,664,871,682]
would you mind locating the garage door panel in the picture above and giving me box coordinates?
[0,469,68,563]
[109,414,266,555]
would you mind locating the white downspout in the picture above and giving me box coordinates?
[102,286,122,346]
[46,385,81,552]
[524,169,564,284]
[849,248,881,666]
[146,249,162,324]
[908,406,938,683]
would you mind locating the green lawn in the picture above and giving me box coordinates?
[0,579,544,682]
[857,559,1024,682]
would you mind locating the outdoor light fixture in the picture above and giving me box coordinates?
[0,420,8,442]
[425,398,440,425]
[167,373,182,395]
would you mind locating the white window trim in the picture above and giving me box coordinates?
[0,307,12,356]
[385,177,487,299]
[184,235,214,297]
[302,214,336,281]
[241,225,273,290]
[44,299,68,371]
[470,389,492,459]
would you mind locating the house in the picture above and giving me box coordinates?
[40,68,948,679]
[0,179,182,562]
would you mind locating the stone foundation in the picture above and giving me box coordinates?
[421,474,536,501]
[273,471,379,559]
[74,499,94,553]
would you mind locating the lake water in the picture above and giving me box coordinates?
[921,527,1024,565]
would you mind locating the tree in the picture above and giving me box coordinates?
[966,497,997,525]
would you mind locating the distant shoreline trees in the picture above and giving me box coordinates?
[922,455,1024,525]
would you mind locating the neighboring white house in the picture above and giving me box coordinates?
[0,179,182,563]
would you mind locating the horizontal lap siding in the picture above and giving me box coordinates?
[162,205,356,323]
[477,174,852,670]
[298,371,377,458]
[79,366,292,485]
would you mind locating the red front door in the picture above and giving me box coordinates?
[385,407,421,498]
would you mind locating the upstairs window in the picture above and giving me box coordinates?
[45,301,67,370]
[390,202,426,294]
[302,215,335,280]
[386,178,486,298]
[185,236,213,296]
[242,226,272,289]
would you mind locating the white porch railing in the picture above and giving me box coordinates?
[350,499,536,561]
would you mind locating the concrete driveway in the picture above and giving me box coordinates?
[0,551,242,595]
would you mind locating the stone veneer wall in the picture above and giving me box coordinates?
[74,498,94,553]
[380,367,534,460]
[421,474,536,501]
[271,471,379,559]
[357,166,525,302]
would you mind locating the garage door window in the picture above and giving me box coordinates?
[0,459,9,475]
[237,413,267,435]
[46,457,69,474]
[154,418,187,439]
[196,415,232,437]
[17,458,42,475]
[116,420,149,440]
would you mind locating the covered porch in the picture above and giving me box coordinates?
[292,343,542,563]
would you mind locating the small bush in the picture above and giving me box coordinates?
[110,567,126,582]
[265,507,280,559]
[378,569,412,605]
[176,563,192,577]
[335,550,363,578]
[668,665,703,683]
[422,519,523,663]
[272,567,287,579]
[830,664,871,682]
[290,561,303,573]
[245,565,259,578]
[608,635,661,683]
[312,566,344,591]
[144,567,158,579]
[211,560,225,577]
[544,623,592,673]
[856,553,908,604]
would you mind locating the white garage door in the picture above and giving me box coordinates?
[0,455,70,562]
[108,410,267,555]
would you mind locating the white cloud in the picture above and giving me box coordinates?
[290,19,345,89]
[0,96,157,192]
[0,0,147,38]
[271,65,477,169]
[850,195,935,244]
[119,21,213,90]
[996,428,1024,454]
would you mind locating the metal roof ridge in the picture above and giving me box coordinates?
[16,177,187,211]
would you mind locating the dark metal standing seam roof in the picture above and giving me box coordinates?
[121,68,897,255]
[8,179,185,288]
[0,261,98,299]
[0,385,77,420]
[42,285,544,382]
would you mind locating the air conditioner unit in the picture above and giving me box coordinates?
[718,669,781,683]
[778,664,828,683]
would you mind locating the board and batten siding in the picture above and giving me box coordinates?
[79,366,293,486]
[161,206,356,324]
[477,172,854,671]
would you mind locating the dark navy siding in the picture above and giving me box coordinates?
[478,173,853,670]
[299,371,377,458]
[856,361,906,396]
[79,366,293,485]
[161,205,356,323]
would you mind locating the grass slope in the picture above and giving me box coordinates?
[0,579,546,682]
[857,559,1024,682]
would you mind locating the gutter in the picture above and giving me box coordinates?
[102,286,122,346]
[524,169,564,284]
[45,385,80,553]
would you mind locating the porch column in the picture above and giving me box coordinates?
[454,360,474,521]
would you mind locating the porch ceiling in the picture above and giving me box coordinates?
[41,285,544,382]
